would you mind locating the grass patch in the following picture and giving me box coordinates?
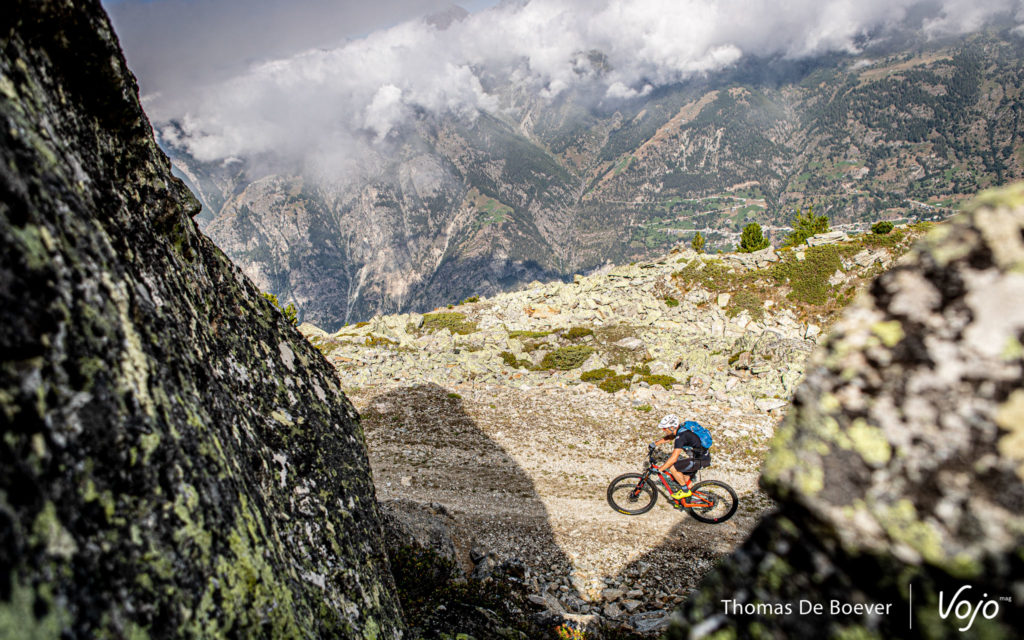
[673,259,737,292]
[641,374,677,390]
[581,368,614,382]
[508,330,552,339]
[540,346,595,370]
[857,228,906,248]
[365,335,399,348]
[500,352,534,370]
[422,312,478,335]
[725,289,765,321]
[772,245,855,306]
[593,324,645,368]
[563,326,594,340]
[635,404,653,412]
[598,375,632,393]
[580,367,634,394]
[663,296,680,307]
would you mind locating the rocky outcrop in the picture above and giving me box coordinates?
[0,2,402,637]
[670,185,1024,638]
[304,229,917,421]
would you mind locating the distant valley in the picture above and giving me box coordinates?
[166,29,1024,330]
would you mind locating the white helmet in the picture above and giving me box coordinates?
[658,414,680,431]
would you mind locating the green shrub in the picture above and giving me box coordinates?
[461,295,480,304]
[261,292,299,326]
[500,351,533,369]
[309,337,342,356]
[563,326,594,341]
[782,206,829,247]
[365,335,398,348]
[861,231,905,248]
[508,330,552,339]
[772,244,847,305]
[422,312,477,335]
[446,392,462,400]
[598,375,631,394]
[631,364,652,376]
[738,222,770,253]
[581,368,614,382]
[725,289,765,321]
[540,346,594,370]
[673,259,735,292]
[635,404,653,412]
[641,374,677,389]
[871,220,894,235]
[663,296,679,307]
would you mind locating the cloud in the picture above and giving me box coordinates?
[114,0,1023,170]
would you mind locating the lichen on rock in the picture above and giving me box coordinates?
[0,1,404,637]
[670,183,1024,638]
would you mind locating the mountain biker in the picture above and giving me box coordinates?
[652,414,703,500]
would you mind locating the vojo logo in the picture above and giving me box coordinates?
[938,585,1008,632]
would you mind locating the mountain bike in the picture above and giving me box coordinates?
[606,444,738,523]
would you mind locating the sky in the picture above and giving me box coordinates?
[104,0,1024,175]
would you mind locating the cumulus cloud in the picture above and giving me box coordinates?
[112,0,1023,171]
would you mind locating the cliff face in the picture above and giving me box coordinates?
[671,185,1024,638]
[0,2,403,638]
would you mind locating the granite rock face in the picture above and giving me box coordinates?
[0,1,403,637]
[671,185,1024,638]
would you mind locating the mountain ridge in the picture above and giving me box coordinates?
[168,29,1024,330]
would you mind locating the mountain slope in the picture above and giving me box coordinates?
[168,30,1024,330]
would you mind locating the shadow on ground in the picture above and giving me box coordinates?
[359,383,596,636]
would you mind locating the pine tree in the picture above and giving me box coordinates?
[783,206,830,247]
[692,231,705,254]
[738,222,770,253]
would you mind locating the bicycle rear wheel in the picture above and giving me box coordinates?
[607,473,657,515]
[686,480,738,523]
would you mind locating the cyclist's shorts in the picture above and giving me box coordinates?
[673,458,702,473]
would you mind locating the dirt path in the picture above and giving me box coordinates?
[353,381,779,619]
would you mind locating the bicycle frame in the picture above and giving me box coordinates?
[634,464,714,510]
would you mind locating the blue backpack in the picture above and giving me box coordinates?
[678,420,713,451]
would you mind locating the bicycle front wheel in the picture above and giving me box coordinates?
[686,480,738,523]
[607,473,657,515]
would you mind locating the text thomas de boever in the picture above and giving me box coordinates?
[722,600,893,616]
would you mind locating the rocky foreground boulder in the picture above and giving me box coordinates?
[0,2,403,637]
[671,185,1024,638]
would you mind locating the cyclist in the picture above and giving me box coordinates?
[652,414,703,500]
